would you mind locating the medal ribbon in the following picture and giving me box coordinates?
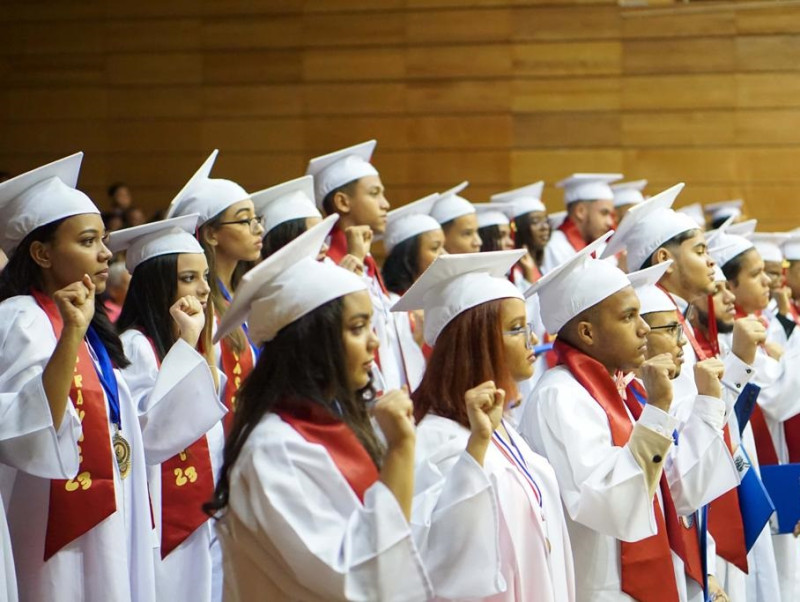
[492,421,543,508]
[32,290,117,561]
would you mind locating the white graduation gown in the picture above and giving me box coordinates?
[541,229,577,275]
[216,412,433,601]
[520,366,705,602]
[415,414,574,602]
[387,292,427,392]
[0,358,83,602]
[0,295,223,602]
[120,330,227,602]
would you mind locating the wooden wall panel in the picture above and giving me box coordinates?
[0,0,797,233]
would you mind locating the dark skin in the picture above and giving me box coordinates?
[652,231,716,304]
[561,286,675,411]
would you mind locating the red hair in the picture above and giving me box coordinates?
[412,299,518,427]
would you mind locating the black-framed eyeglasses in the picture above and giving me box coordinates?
[503,322,535,350]
[218,215,265,235]
[649,322,684,342]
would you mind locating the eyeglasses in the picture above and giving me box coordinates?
[649,322,685,343]
[503,322,535,350]
[218,215,265,235]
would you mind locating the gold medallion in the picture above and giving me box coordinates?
[113,431,131,480]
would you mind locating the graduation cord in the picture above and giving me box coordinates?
[492,420,543,507]
[218,279,260,360]
[85,325,121,429]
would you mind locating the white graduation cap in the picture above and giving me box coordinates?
[707,218,755,269]
[490,181,546,218]
[392,249,525,345]
[474,202,516,229]
[214,215,365,345]
[783,234,800,262]
[0,152,99,255]
[726,219,758,237]
[251,175,321,237]
[383,192,441,254]
[705,199,743,224]
[627,261,674,315]
[548,210,567,230]
[305,140,379,208]
[108,214,203,273]
[676,203,706,228]
[611,179,647,208]
[526,231,629,335]
[750,232,789,264]
[166,150,250,225]
[431,181,474,225]
[601,183,696,272]
[556,173,622,206]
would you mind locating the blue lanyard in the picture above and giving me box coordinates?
[493,420,543,508]
[85,325,121,428]
[218,279,260,360]
[631,386,679,445]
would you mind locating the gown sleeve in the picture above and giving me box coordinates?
[412,420,505,599]
[120,331,226,465]
[0,297,81,479]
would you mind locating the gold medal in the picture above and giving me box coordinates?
[113,430,131,480]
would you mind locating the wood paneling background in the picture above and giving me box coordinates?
[1,0,799,229]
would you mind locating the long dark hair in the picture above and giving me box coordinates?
[412,299,516,426]
[205,296,381,516]
[116,254,179,362]
[0,219,129,368]
[382,235,422,295]
[198,211,250,353]
[261,218,308,260]
[514,212,547,267]
[478,224,504,252]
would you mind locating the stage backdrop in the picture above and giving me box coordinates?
[1,0,799,229]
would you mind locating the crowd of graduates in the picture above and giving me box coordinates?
[0,140,799,602]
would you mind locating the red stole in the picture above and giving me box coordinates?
[32,290,117,561]
[558,216,588,252]
[555,339,704,600]
[277,400,379,502]
[219,328,254,435]
[327,225,388,295]
[142,337,216,558]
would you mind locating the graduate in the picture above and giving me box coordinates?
[748,232,795,347]
[207,216,504,601]
[541,173,620,273]
[0,157,87,601]
[394,250,576,602]
[474,203,515,252]
[166,150,262,432]
[306,140,421,391]
[381,192,445,297]
[490,181,550,290]
[781,233,800,340]
[254,175,362,272]
[430,182,481,255]
[520,234,708,602]
[709,226,800,602]
[0,154,222,601]
[705,200,744,231]
[629,263,741,601]
[111,216,227,602]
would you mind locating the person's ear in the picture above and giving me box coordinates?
[201,225,219,248]
[30,240,53,269]
[653,247,673,269]
[332,190,352,216]
[575,320,594,347]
